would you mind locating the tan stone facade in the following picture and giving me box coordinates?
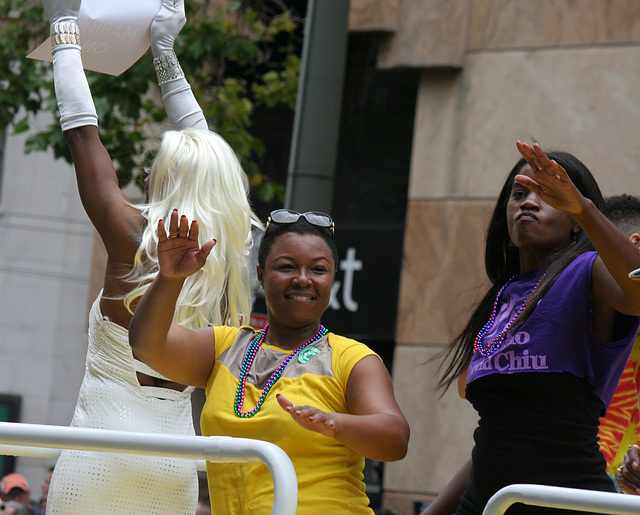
[75,2,640,513]
[348,1,640,513]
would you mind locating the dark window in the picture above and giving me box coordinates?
[0,394,22,477]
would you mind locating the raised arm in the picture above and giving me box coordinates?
[44,0,141,263]
[277,354,410,462]
[516,141,640,317]
[420,459,471,515]
[129,211,217,387]
[151,0,207,130]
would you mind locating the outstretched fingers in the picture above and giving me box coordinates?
[276,394,337,437]
[178,213,189,238]
[616,445,640,494]
[515,141,583,215]
[157,218,169,243]
[517,141,563,178]
[516,140,537,167]
[161,209,199,240]
[199,235,216,260]
[276,393,294,412]
[168,208,180,238]
[156,211,217,278]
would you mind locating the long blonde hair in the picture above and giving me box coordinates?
[124,128,262,328]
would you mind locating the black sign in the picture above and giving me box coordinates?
[320,224,404,340]
[251,224,404,340]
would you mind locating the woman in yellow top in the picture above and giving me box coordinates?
[129,209,410,514]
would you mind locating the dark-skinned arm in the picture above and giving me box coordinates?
[277,354,410,462]
[420,459,471,515]
[516,142,640,316]
[129,211,217,388]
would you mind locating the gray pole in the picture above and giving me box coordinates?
[284,0,350,214]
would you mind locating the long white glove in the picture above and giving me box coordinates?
[151,0,207,130]
[43,0,98,131]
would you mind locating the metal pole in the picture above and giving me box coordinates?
[285,0,351,213]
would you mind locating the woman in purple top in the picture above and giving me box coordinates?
[424,142,640,515]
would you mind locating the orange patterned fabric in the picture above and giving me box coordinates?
[598,333,640,476]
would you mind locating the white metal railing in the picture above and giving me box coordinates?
[0,422,297,515]
[0,445,211,472]
[483,484,640,515]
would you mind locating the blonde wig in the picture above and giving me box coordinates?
[125,128,262,329]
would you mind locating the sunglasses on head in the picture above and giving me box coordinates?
[265,209,335,237]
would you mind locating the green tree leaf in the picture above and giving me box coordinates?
[0,0,301,204]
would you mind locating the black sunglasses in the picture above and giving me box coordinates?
[265,209,335,237]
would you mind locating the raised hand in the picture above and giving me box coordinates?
[276,394,338,438]
[43,0,81,23]
[616,444,640,494]
[150,0,186,57]
[157,210,216,280]
[515,141,586,217]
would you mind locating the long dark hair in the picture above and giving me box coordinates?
[435,151,607,394]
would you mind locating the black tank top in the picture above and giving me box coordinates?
[456,372,617,515]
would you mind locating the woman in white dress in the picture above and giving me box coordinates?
[43,0,259,513]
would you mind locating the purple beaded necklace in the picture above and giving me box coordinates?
[473,272,546,357]
[234,323,328,418]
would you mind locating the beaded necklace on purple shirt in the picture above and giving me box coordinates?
[473,272,546,357]
[234,323,328,418]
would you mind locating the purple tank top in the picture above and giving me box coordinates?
[467,251,640,408]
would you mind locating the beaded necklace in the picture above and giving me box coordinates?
[473,271,546,357]
[234,323,328,418]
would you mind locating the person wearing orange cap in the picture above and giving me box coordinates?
[0,473,44,515]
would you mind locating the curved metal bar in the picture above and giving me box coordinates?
[0,422,298,515]
[0,445,208,471]
[484,484,640,515]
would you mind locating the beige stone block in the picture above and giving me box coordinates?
[410,46,640,199]
[383,345,478,496]
[377,0,472,69]
[468,0,640,51]
[396,199,492,344]
[408,69,463,199]
[348,0,400,32]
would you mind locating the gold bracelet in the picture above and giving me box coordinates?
[51,20,81,48]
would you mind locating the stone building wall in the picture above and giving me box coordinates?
[351,1,640,513]
[4,0,640,509]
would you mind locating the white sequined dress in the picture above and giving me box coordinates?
[46,295,198,514]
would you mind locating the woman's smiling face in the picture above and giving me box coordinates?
[257,232,335,330]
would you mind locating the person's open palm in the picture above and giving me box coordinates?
[515,141,586,217]
[276,394,338,438]
[157,209,216,280]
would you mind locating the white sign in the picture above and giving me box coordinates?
[27,0,162,76]
[330,247,363,312]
